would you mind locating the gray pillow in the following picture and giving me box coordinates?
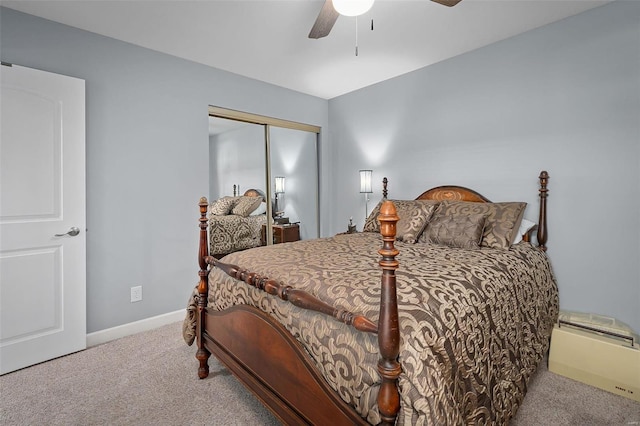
[419,200,526,249]
[363,199,439,243]
[424,213,487,250]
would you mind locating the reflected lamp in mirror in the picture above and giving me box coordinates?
[274,176,285,218]
[275,176,285,195]
[359,169,373,220]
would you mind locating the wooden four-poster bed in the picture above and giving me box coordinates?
[183,171,558,425]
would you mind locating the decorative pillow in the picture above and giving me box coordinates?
[231,196,263,217]
[363,201,383,233]
[363,199,439,243]
[420,200,526,249]
[512,218,537,244]
[209,196,237,216]
[424,213,487,250]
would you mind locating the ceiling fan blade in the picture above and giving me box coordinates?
[309,0,340,39]
[431,0,463,6]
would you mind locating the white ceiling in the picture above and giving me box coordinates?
[2,0,610,99]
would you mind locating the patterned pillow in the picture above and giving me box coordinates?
[420,200,526,249]
[209,196,237,216]
[231,196,263,217]
[363,201,383,233]
[363,199,439,243]
[424,213,487,250]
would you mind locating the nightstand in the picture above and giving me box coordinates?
[261,223,300,245]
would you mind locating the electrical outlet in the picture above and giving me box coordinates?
[130,286,142,303]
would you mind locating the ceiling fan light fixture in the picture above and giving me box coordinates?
[332,0,374,17]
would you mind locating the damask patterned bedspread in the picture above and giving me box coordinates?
[183,232,558,425]
[208,214,267,255]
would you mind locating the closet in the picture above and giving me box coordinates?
[208,106,320,245]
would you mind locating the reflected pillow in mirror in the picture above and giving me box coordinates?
[209,196,237,216]
[250,201,267,216]
[232,196,263,217]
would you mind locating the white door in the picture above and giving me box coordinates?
[0,64,86,374]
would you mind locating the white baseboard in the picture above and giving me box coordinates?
[86,309,184,347]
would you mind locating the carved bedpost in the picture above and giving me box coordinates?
[377,201,401,425]
[196,197,211,379]
[537,171,549,252]
[382,177,389,199]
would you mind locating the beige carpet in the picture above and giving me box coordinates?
[1,321,638,425]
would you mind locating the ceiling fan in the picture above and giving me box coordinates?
[309,0,463,39]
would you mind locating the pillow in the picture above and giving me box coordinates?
[209,196,237,216]
[420,200,526,249]
[363,201,383,233]
[363,199,439,243]
[425,213,487,250]
[231,196,263,217]
[512,218,537,244]
[250,201,267,216]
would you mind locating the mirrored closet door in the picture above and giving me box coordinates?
[269,126,319,241]
[208,117,266,201]
[208,107,320,246]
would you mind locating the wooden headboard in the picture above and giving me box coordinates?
[230,185,266,201]
[243,188,265,201]
[415,186,491,203]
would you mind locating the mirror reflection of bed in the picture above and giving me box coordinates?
[207,188,269,259]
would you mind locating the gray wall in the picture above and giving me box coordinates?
[0,7,329,333]
[328,1,640,332]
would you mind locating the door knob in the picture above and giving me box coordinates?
[55,227,80,237]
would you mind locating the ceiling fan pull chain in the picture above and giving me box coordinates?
[355,16,359,56]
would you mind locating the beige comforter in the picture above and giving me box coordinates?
[184,232,558,425]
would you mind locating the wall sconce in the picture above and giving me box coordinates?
[274,176,285,217]
[360,169,372,220]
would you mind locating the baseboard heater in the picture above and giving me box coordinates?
[548,311,640,402]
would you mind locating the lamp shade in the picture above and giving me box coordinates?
[333,0,374,17]
[275,176,285,194]
[359,170,372,193]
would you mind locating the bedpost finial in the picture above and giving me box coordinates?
[200,196,208,205]
[539,171,549,187]
[537,171,549,251]
[382,177,388,199]
[378,200,399,250]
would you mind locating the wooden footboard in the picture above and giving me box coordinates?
[203,305,369,425]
